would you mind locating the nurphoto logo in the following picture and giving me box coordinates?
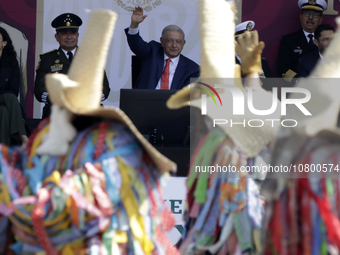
[199,84,311,116]
[195,81,312,128]
[195,82,222,115]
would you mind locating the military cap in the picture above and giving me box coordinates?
[235,20,255,38]
[298,0,327,12]
[51,13,82,31]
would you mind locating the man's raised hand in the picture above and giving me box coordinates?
[235,30,265,75]
[130,6,148,29]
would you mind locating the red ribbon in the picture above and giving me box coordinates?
[300,178,340,249]
[93,122,109,160]
[31,188,58,255]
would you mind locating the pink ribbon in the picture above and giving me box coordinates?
[0,196,37,216]
[85,162,113,216]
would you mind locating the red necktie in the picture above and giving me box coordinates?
[161,58,171,90]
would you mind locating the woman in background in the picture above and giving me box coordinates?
[0,27,28,145]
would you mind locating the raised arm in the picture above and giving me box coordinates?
[235,30,265,88]
[130,6,148,29]
[125,7,150,60]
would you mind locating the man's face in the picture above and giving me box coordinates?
[300,10,323,33]
[55,30,79,51]
[315,30,335,54]
[160,30,186,58]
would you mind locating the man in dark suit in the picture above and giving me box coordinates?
[276,0,327,83]
[125,6,199,90]
[35,13,111,119]
[298,24,335,78]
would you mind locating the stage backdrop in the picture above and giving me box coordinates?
[242,0,340,77]
[0,0,36,118]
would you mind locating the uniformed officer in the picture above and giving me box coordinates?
[34,13,111,119]
[276,0,327,83]
[235,21,274,91]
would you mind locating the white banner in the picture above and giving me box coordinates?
[162,177,187,245]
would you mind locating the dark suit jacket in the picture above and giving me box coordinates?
[235,57,273,78]
[0,56,20,96]
[235,57,274,91]
[125,28,200,89]
[34,47,110,118]
[261,58,276,92]
[297,50,320,78]
[277,29,317,80]
[261,59,273,78]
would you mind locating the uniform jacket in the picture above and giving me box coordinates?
[297,50,320,78]
[235,57,273,78]
[235,57,274,91]
[0,56,20,96]
[260,58,275,91]
[277,29,317,81]
[34,47,110,118]
[125,28,200,89]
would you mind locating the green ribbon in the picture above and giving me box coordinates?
[188,127,226,204]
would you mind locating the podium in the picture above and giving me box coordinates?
[120,89,191,176]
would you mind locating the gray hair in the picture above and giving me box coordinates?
[161,25,185,41]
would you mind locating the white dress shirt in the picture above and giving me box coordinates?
[128,27,139,35]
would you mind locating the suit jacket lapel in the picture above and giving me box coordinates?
[298,29,308,48]
[156,48,164,83]
[172,55,186,89]
[315,50,320,60]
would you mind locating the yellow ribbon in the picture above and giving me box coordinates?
[60,238,86,255]
[123,158,149,216]
[0,175,71,236]
[43,171,61,185]
[114,231,128,243]
[118,158,154,254]
[28,125,50,168]
[105,129,116,152]
[80,172,94,203]
[0,181,35,235]
[253,229,262,254]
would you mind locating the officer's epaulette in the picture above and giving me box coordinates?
[40,49,58,55]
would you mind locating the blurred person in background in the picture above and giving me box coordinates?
[0,27,28,145]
